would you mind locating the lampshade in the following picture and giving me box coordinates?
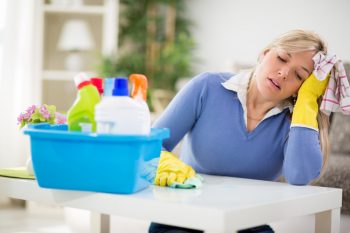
[57,19,95,51]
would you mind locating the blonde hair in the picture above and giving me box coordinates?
[264,29,330,176]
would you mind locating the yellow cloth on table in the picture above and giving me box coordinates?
[0,167,35,180]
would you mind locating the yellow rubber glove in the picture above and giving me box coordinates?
[291,73,330,130]
[154,151,196,187]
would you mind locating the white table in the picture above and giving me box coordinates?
[0,175,342,233]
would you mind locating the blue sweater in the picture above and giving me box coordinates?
[153,72,323,185]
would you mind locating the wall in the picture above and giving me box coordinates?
[185,0,350,74]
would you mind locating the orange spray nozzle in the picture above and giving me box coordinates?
[129,74,148,101]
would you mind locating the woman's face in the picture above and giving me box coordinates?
[254,47,315,102]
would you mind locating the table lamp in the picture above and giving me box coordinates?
[57,19,95,71]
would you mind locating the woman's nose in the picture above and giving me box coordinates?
[278,67,289,80]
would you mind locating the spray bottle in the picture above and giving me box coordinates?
[90,77,104,97]
[103,77,115,97]
[129,74,151,133]
[67,73,101,132]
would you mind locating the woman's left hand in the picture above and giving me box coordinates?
[291,73,330,130]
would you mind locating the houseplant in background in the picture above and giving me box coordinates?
[97,0,196,112]
[17,104,66,175]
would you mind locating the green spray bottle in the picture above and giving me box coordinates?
[67,73,101,132]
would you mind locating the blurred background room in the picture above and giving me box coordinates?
[0,0,350,232]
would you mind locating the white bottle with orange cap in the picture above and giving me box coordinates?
[129,74,151,134]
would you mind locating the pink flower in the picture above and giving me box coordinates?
[26,105,36,115]
[55,112,67,124]
[17,114,25,124]
[23,111,31,120]
[40,105,50,119]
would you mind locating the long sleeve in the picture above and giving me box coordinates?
[152,72,210,151]
[282,127,323,185]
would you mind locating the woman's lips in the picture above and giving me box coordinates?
[267,78,281,90]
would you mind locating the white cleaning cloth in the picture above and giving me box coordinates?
[312,52,350,115]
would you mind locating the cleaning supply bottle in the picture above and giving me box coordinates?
[90,77,104,97]
[129,74,151,133]
[95,77,150,135]
[67,73,101,132]
[103,77,115,97]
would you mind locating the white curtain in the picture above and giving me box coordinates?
[0,0,40,167]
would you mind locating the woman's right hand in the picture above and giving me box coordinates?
[154,151,196,187]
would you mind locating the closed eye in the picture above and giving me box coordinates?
[297,69,310,82]
[278,56,287,63]
[296,73,303,81]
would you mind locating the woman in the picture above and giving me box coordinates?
[150,29,331,233]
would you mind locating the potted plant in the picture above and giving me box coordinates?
[17,104,66,175]
[97,0,196,112]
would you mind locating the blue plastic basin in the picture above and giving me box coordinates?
[24,123,169,194]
